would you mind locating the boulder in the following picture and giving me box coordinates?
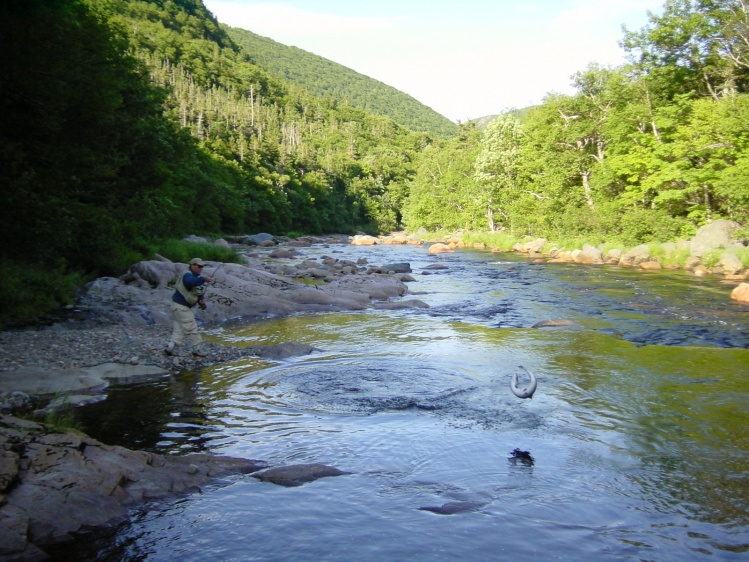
[372,299,430,310]
[250,342,317,360]
[351,235,379,246]
[718,253,744,275]
[93,258,414,328]
[604,248,622,265]
[379,262,412,273]
[619,244,651,266]
[573,244,603,264]
[428,243,453,255]
[640,260,662,271]
[183,235,209,244]
[690,220,741,257]
[684,256,702,271]
[731,283,749,303]
[0,363,166,397]
[523,238,547,253]
[0,415,266,559]
[120,260,184,288]
[253,463,351,487]
[243,233,277,246]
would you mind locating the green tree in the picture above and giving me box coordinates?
[403,124,483,231]
[473,113,524,232]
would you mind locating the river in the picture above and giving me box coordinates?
[68,243,748,561]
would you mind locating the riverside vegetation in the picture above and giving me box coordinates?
[2,0,749,328]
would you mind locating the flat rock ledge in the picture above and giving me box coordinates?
[0,414,268,561]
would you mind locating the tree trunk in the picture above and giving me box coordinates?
[581,170,595,208]
[487,207,496,232]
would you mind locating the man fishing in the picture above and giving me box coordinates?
[165,258,213,357]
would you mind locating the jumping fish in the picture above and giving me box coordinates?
[510,365,537,399]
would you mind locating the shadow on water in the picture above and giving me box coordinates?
[68,246,749,560]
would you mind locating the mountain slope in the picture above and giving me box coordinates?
[225,26,458,139]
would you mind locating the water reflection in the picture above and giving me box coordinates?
[70,246,749,560]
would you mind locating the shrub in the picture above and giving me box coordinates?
[618,210,694,246]
[735,246,749,268]
[702,249,723,268]
[1,260,85,329]
[462,231,519,251]
[151,239,242,265]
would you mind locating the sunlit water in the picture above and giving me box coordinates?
[67,245,748,561]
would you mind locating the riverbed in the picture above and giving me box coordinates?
[67,244,749,561]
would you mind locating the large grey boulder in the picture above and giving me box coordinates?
[573,244,603,264]
[619,244,651,266]
[690,220,741,256]
[243,232,277,246]
[718,252,744,275]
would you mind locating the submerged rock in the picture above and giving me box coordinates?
[253,463,351,487]
[531,319,578,328]
[418,500,487,515]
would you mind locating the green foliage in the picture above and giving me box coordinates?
[462,231,521,251]
[41,392,84,432]
[616,209,694,245]
[407,1,746,244]
[659,245,692,268]
[702,249,723,268]
[402,124,484,231]
[1,0,432,328]
[734,246,749,268]
[151,239,242,265]
[1,260,85,329]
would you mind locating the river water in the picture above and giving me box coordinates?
[69,244,748,561]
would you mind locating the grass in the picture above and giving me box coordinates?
[735,246,749,268]
[702,248,723,268]
[461,231,518,251]
[153,239,243,265]
[15,391,84,433]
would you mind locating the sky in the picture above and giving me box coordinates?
[203,0,667,123]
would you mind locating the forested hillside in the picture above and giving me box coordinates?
[226,27,458,139]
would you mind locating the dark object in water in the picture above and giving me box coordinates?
[510,365,537,399]
[253,463,351,487]
[509,448,534,466]
[418,500,487,515]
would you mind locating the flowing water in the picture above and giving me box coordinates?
[67,244,748,561]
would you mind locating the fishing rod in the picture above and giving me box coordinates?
[206,262,234,307]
